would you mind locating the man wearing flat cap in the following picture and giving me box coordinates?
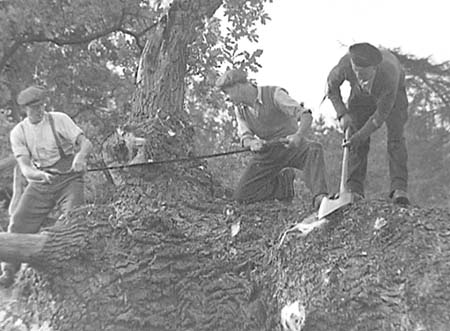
[327,42,409,204]
[0,85,92,288]
[216,68,329,208]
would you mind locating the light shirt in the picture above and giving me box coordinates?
[235,86,308,138]
[10,112,83,168]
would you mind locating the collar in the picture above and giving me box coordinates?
[358,71,376,94]
[25,111,48,125]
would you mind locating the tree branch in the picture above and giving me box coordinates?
[0,8,157,73]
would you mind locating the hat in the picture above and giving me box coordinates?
[17,86,46,106]
[215,69,248,89]
[349,43,382,67]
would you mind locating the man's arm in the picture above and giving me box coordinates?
[8,165,27,215]
[327,54,351,119]
[347,57,403,147]
[233,108,266,151]
[274,88,313,147]
[16,155,54,183]
[10,125,54,183]
[234,108,253,146]
[70,134,92,172]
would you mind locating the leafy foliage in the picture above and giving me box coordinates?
[0,0,271,199]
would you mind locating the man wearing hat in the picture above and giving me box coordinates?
[327,42,409,204]
[216,69,329,208]
[0,85,92,288]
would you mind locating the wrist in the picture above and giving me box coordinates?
[26,169,45,181]
[75,150,88,158]
[241,135,254,148]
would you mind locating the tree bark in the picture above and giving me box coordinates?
[0,221,88,268]
[1,199,449,331]
[0,155,16,173]
[130,0,222,163]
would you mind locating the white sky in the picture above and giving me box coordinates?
[248,0,450,124]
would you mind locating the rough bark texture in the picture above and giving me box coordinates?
[279,200,450,331]
[1,196,450,331]
[131,0,222,164]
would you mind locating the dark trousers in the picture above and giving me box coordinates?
[2,156,84,276]
[234,138,328,204]
[347,93,408,196]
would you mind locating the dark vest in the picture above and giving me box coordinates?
[238,86,298,141]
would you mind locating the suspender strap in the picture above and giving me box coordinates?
[48,113,66,158]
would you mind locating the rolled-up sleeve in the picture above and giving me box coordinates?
[273,88,309,120]
[10,125,30,159]
[53,112,84,145]
[234,108,253,140]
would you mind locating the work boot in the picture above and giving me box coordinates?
[391,189,410,205]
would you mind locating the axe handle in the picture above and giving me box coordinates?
[339,129,350,193]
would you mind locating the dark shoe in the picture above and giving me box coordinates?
[391,189,410,205]
[0,272,15,289]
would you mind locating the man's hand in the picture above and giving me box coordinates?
[246,138,266,152]
[339,113,353,132]
[34,170,56,184]
[343,118,378,149]
[342,131,365,149]
[70,153,88,173]
[282,134,303,149]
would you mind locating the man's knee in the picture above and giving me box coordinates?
[8,210,27,233]
[9,207,42,234]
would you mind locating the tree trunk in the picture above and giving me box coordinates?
[2,199,449,331]
[131,0,222,163]
[0,155,16,173]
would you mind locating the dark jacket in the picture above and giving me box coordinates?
[327,49,408,127]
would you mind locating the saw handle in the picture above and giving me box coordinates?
[340,129,351,193]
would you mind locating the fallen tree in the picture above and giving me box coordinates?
[1,194,449,330]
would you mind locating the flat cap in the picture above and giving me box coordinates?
[17,86,46,106]
[215,69,248,89]
[349,42,382,67]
